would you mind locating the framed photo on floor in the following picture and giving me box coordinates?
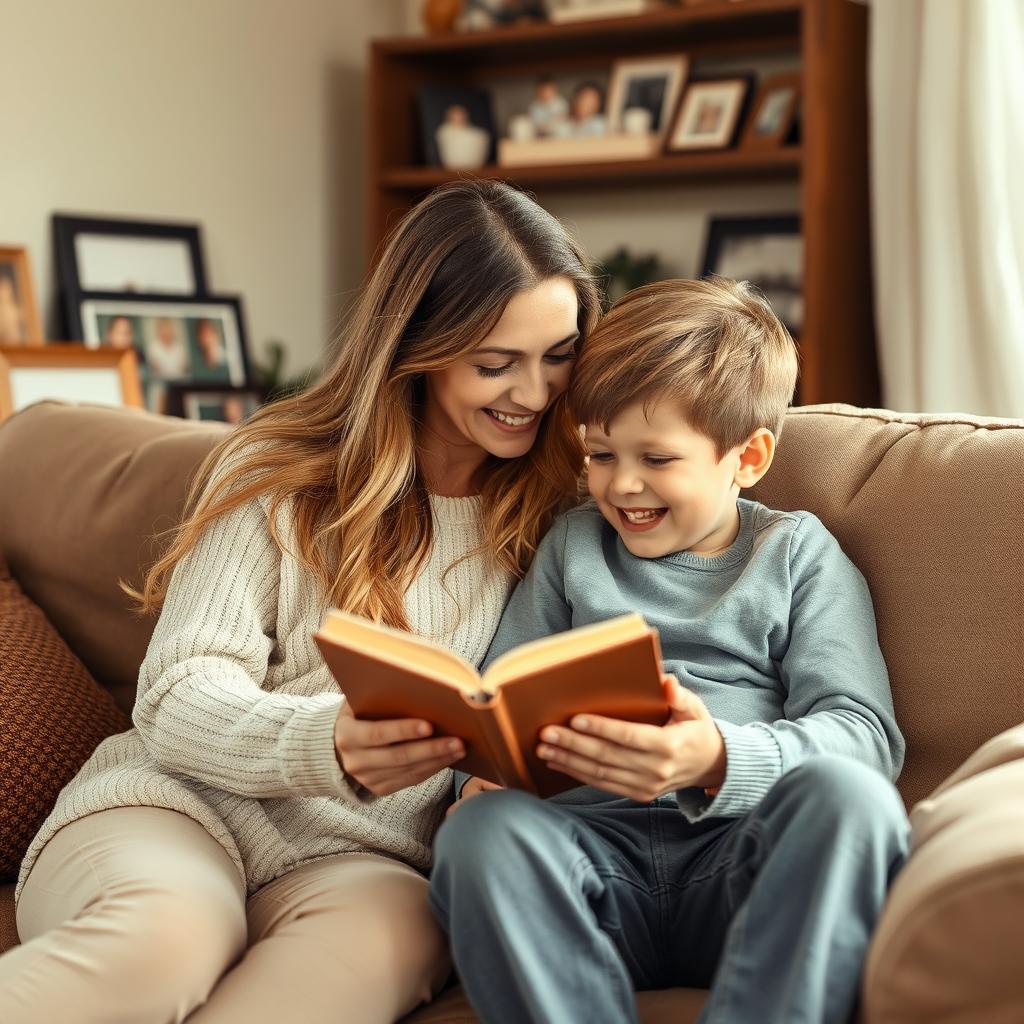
[78,294,250,415]
[165,382,267,424]
[53,214,208,338]
[701,214,802,335]
[0,344,144,423]
[0,246,44,345]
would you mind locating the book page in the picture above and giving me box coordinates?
[318,610,481,693]
[482,613,649,690]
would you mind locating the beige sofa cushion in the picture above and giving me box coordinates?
[862,724,1024,1023]
[749,405,1024,807]
[0,401,229,714]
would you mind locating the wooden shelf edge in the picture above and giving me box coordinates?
[379,147,801,190]
[376,0,803,56]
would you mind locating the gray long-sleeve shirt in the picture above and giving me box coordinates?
[481,497,904,819]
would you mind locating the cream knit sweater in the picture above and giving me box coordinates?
[17,487,513,900]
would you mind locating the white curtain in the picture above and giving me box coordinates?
[869,0,1024,417]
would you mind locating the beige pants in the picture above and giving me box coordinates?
[0,807,451,1024]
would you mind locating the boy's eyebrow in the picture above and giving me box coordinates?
[474,332,579,357]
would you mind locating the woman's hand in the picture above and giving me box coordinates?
[334,702,465,797]
[446,776,504,817]
[535,675,727,802]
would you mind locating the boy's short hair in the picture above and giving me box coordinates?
[572,277,800,458]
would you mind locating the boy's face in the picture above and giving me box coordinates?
[585,399,744,559]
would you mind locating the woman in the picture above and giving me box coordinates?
[0,180,600,1023]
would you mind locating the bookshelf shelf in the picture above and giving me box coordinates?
[367,0,878,406]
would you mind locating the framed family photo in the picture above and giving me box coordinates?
[0,246,43,345]
[53,214,208,338]
[165,382,267,425]
[0,344,143,423]
[668,77,751,152]
[79,294,250,415]
[417,85,496,168]
[606,55,688,140]
[701,214,803,335]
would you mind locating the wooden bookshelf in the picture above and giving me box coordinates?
[367,0,878,406]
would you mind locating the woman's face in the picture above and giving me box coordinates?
[423,276,580,461]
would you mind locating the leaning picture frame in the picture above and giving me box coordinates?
[701,214,803,336]
[741,72,801,149]
[668,77,752,152]
[606,54,688,141]
[0,344,144,423]
[0,246,44,345]
[53,214,208,339]
[165,381,267,425]
[78,293,250,416]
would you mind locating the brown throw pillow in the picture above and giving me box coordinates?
[0,555,131,881]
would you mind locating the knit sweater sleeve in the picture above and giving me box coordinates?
[132,490,363,803]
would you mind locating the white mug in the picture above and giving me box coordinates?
[622,106,653,135]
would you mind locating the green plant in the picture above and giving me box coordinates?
[251,339,317,404]
[595,246,666,311]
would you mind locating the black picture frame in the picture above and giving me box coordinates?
[700,214,802,335]
[416,84,496,167]
[53,213,208,339]
[76,292,251,415]
[164,382,268,424]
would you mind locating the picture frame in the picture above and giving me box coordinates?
[667,77,752,152]
[701,214,802,335]
[0,246,44,345]
[416,85,496,168]
[78,294,251,415]
[606,55,688,140]
[545,0,664,23]
[53,214,208,338]
[0,344,144,423]
[741,72,801,149]
[164,382,267,425]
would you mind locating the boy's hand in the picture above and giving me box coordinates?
[446,776,504,817]
[536,674,727,802]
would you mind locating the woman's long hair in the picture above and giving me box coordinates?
[123,180,601,629]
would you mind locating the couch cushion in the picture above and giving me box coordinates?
[0,401,229,713]
[404,984,707,1023]
[749,405,1024,807]
[862,724,1024,1023]
[0,554,131,881]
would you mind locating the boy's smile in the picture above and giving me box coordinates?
[586,399,751,559]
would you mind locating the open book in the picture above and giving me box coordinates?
[314,611,668,798]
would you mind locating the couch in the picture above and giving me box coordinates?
[0,399,1021,1022]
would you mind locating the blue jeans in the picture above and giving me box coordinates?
[429,754,909,1024]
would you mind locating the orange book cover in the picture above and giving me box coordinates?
[314,611,668,798]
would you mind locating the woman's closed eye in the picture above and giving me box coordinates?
[474,350,577,378]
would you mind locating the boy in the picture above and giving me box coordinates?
[429,278,909,1024]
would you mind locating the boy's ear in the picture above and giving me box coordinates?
[733,429,775,489]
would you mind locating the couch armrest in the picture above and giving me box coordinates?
[862,724,1024,1024]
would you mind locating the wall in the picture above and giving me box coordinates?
[0,0,404,377]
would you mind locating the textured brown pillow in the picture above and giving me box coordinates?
[0,554,131,881]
